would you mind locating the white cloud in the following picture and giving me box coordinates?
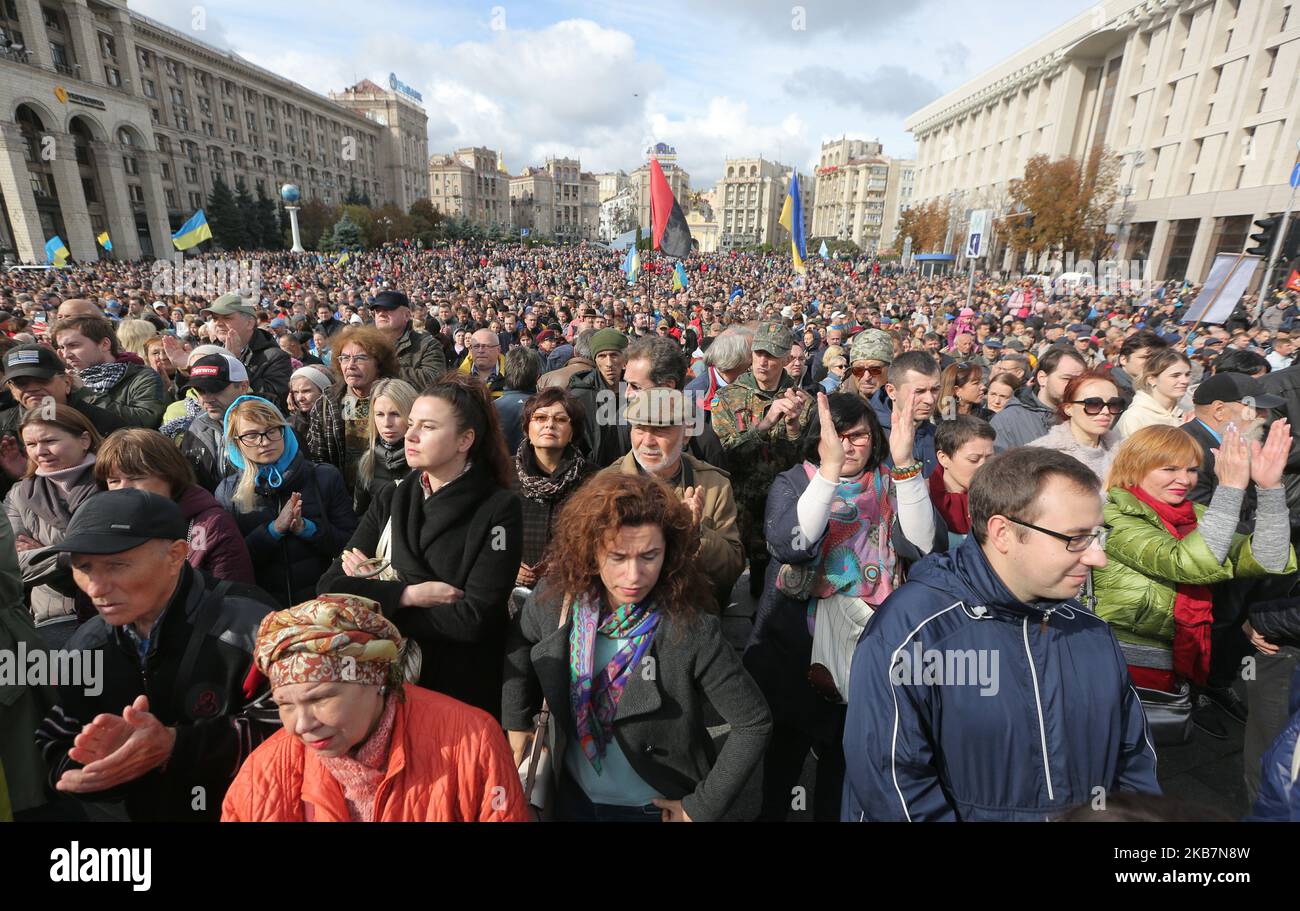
[647,98,815,188]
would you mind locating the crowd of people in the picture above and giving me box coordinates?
[1,238,1299,823]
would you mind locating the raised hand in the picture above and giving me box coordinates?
[1249,418,1291,490]
[341,547,372,577]
[1211,423,1251,490]
[889,388,920,469]
[815,392,846,481]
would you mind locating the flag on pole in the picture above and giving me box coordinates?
[335,251,350,269]
[96,231,112,252]
[44,235,70,267]
[778,173,807,274]
[673,261,689,292]
[622,245,640,285]
[649,159,692,259]
[1286,267,1300,292]
[819,239,829,260]
[172,209,213,250]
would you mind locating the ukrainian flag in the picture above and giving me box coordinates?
[673,261,689,292]
[44,235,70,267]
[778,173,807,274]
[172,209,212,251]
[335,251,351,268]
[96,231,112,252]
[622,245,640,285]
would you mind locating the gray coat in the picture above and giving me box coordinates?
[502,580,772,821]
[990,386,1056,451]
[395,325,448,391]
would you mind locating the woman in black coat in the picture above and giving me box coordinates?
[320,374,523,719]
[216,395,358,608]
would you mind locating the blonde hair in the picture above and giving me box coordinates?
[357,378,418,487]
[226,398,289,513]
[116,319,158,358]
[1105,425,1204,492]
[821,345,846,368]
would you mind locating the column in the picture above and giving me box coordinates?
[0,123,49,262]
[137,151,173,260]
[1146,219,1173,281]
[108,8,142,94]
[1184,215,1218,283]
[63,1,105,87]
[47,132,97,261]
[89,140,142,260]
[14,1,54,69]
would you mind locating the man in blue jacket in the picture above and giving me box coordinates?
[843,447,1160,821]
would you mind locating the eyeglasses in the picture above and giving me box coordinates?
[1070,397,1125,416]
[1006,517,1109,552]
[234,426,285,446]
[470,343,499,350]
[838,430,872,447]
[530,413,571,427]
[850,364,886,378]
[335,354,372,366]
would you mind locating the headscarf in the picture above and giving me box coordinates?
[255,594,402,688]
[223,394,300,490]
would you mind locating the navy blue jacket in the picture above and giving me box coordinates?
[870,388,937,478]
[842,535,1160,821]
[1248,665,1300,822]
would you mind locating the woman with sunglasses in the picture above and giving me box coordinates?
[1027,369,1124,489]
[1094,424,1295,711]
[1116,349,1193,440]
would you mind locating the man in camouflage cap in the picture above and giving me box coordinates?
[841,328,895,406]
[713,320,813,598]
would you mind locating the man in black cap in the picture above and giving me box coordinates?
[178,352,250,492]
[34,489,279,822]
[371,290,446,390]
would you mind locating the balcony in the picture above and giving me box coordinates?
[0,45,33,67]
[54,61,82,78]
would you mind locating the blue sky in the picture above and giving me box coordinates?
[132,0,1100,188]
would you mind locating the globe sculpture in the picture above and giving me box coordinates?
[281,185,304,252]
[280,184,301,204]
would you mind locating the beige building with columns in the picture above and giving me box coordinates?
[905,0,1300,282]
[428,147,510,227]
[811,138,916,254]
[508,157,600,240]
[0,0,425,264]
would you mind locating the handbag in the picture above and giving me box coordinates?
[807,593,875,703]
[1134,681,1193,746]
[518,599,570,817]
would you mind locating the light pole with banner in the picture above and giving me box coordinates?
[964,209,989,309]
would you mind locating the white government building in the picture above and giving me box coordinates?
[905,0,1300,283]
[0,0,428,264]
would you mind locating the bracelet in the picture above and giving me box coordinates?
[890,461,924,481]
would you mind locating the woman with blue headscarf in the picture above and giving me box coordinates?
[216,395,358,607]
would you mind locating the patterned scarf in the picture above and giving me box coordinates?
[568,590,660,773]
[515,442,588,502]
[78,361,128,393]
[803,462,899,631]
[159,396,204,437]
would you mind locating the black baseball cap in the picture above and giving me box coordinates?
[1192,372,1285,409]
[371,290,410,311]
[52,489,188,555]
[188,353,249,393]
[4,345,66,382]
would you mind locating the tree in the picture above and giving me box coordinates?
[296,200,338,250]
[895,198,951,254]
[327,211,363,251]
[256,188,284,250]
[207,177,247,251]
[408,198,443,245]
[234,182,258,249]
[1005,148,1120,264]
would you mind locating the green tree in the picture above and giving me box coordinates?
[327,211,363,251]
[256,188,283,250]
[234,182,258,249]
[409,198,443,245]
[207,177,247,251]
[296,200,339,250]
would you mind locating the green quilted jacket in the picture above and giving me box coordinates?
[1093,488,1296,650]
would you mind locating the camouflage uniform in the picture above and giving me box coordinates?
[713,322,814,562]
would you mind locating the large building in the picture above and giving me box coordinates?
[328,79,429,212]
[811,138,914,253]
[599,185,637,242]
[508,156,599,240]
[0,0,427,263]
[715,157,788,250]
[905,0,1300,281]
[631,143,690,231]
[428,147,509,227]
[594,169,630,203]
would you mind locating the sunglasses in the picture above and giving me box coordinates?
[850,364,886,379]
[1071,397,1125,416]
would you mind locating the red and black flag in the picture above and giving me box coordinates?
[649,158,692,260]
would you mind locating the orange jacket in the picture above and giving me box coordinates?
[222,685,527,822]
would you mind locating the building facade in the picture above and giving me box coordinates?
[508,156,599,240]
[811,138,907,253]
[715,157,787,250]
[0,0,425,263]
[631,143,690,231]
[328,78,429,212]
[879,157,917,252]
[905,0,1300,282]
[428,146,509,227]
[599,185,637,242]
[594,169,630,203]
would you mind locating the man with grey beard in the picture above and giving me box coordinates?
[1184,372,1281,525]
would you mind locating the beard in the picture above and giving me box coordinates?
[1241,418,1267,444]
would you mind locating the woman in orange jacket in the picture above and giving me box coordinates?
[222,594,526,822]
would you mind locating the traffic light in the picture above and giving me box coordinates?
[1283,220,1300,262]
[1246,215,1281,257]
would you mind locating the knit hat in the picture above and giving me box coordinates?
[590,328,628,357]
[849,329,894,365]
[291,364,334,394]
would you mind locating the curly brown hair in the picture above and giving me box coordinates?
[542,471,711,616]
[330,325,399,386]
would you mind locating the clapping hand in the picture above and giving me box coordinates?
[57,695,176,794]
[1211,424,1251,490]
[682,485,705,527]
[815,392,846,481]
[1249,418,1291,490]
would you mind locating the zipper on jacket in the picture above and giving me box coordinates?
[1039,606,1054,634]
[1021,617,1055,801]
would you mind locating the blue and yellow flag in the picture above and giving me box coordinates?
[172,209,212,251]
[778,173,807,274]
[672,261,689,292]
[622,245,640,285]
[96,231,112,252]
[335,251,350,269]
[44,235,70,267]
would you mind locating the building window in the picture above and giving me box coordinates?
[81,177,97,203]
[165,189,177,208]
[184,166,198,183]
[160,162,170,180]
[99,32,116,59]
[143,79,155,98]
[105,66,120,87]
[42,7,60,31]
[190,191,203,208]
[123,156,139,176]
[150,107,160,125]
[138,48,152,70]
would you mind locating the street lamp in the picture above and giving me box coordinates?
[378,216,393,244]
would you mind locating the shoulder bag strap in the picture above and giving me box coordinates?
[522,599,570,803]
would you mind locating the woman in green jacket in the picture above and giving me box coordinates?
[1094,423,1295,695]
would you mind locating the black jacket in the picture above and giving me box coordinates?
[318,463,523,718]
[503,580,772,822]
[568,368,627,467]
[1257,364,1300,526]
[34,566,279,821]
[395,325,448,391]
[240,328,294,412]
[179,412,237,493]
[216,450,358,607]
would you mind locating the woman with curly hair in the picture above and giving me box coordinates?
[502,471,772,822]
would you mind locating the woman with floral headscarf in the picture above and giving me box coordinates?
[222,595,526,822]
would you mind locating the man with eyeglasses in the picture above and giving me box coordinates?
[458,329,505,398]
[843,329,893,405]
[843,447,1160,821]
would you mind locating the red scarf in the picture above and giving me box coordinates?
[928,465,970,534]
[1126,486,1213,686]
